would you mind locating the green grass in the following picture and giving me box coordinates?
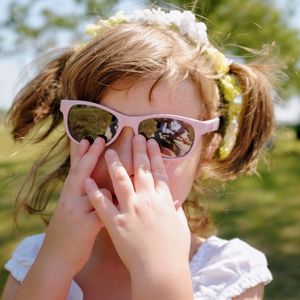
[0,122,299,299]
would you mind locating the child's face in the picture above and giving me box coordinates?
[70,78,205,204]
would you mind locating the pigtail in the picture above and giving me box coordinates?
[7,49,74,225]
[215,62,279,178]
[8,49,74,142]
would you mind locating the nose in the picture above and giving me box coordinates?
[107,126,134,176]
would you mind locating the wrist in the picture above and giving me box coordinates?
[37,244,78,279]
[130,264,193,300]
[15,247,75,300]
[129,252,190,279]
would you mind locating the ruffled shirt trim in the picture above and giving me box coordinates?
[5,234,272,300]
[190,236,272,299]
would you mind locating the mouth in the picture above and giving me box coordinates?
[112,194,119,206]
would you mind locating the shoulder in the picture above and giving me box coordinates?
[4,233,45,282]
[4,233,83,300]
[190,236,272,300]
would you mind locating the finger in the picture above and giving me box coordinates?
[133,134,154,192]
[85,186,113,214]
[87,210,104,231]
[105,149,135,212]
[70,137,106,195]
[81,195,100,213]
[70,139,90,170]
[147,138,170,192]
[84,178,118,227]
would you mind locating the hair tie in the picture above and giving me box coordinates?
[218,74,242,159]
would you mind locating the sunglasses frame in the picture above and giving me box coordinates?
[60,100,220,159]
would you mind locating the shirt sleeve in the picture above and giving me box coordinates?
[4,234,45,283]
[191,237,273,300]
[4,233,83,300]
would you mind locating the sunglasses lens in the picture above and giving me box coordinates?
[139,118,195,157]
[67,105,118,143]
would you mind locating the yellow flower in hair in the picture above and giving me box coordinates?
[107,11,127,26]
[218,74,242,160]
[85,23,105,37]
[205,47,230,74]
[220,75,241,101]
[85,11,127,38]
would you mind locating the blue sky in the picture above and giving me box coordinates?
[0,0,299,124]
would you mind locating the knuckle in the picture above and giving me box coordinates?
[132,200,148,218]
[91,191,104,203]
[137,163,150,174]
[113,167,128,182]
[114,215,127,227]
[152,166,167,176]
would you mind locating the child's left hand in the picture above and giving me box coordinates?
[84,135,191,279]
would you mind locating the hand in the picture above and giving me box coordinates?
[84,135,191,278]
[38,137,106,276]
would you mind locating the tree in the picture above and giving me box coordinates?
[0,0,119,53]
[1,0,299,96]
[152,0,300,96]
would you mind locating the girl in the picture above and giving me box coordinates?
[2,7,278,300]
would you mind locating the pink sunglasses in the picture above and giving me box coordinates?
[60,100,220,159]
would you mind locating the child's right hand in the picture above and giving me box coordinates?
[37,137,105,277]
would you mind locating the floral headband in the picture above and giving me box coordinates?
[78,8,241,159]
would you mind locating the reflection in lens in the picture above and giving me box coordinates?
[139,118,194,157]
[68,105,118,143]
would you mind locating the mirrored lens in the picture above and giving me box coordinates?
[139,118,195,157]
[67,105,118,143]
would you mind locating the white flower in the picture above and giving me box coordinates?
[167,10,182,27]
[179,11,195,36]
[135,9,152,23]
[195,22,209,44]
[187,24,198,41]
[85,9,210,46]
[182,11,196,23]
[133,9,158,24]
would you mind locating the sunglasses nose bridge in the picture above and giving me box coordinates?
[120,115,140,135]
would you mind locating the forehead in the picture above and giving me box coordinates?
[100,78,205,119]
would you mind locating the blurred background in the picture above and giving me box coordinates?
[0,0,299,299]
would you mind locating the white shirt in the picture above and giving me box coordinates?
[4,234,272,300]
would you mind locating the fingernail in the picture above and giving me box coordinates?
[80,139,86,147]
[135,134,146,143]
[94,137,104,145]
[147,138,157,147]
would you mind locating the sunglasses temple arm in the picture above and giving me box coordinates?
[206,117,220,133]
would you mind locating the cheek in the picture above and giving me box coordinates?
[165,152,201,204]
[90,154,109,183]
[69,141,78,166]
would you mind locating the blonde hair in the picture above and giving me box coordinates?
[8,20,279,236]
